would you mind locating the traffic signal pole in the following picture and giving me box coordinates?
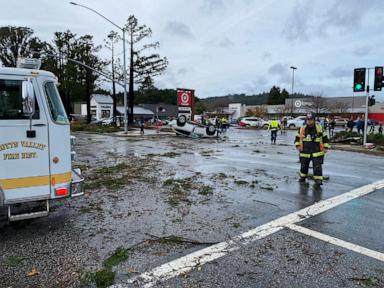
[363,68,370,146]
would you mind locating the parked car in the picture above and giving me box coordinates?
[287,116,306,128]
[333,118,348,127]
[101,116,115,125]
[90,117,103,125]
[239,117,269,128]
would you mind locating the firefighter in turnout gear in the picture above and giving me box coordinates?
[295,113,330,185]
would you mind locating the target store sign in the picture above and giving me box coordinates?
[177,89,193,107]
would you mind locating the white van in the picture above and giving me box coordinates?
[0,59,84,221]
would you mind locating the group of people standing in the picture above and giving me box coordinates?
[346,116,383,135]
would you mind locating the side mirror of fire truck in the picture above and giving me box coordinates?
[22,80,35,116]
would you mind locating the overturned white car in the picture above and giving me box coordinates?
[168,115,219,138]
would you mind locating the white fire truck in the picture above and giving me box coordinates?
[0,58,84,221]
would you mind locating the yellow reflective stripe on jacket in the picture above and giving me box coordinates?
[300,151,324,158]
[302,137,322,142]
[312,151,325,157]
[299,153,311,158]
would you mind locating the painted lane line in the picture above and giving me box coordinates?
[286,224,384,262]
[111,179,384,288]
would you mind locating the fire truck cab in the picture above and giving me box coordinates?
[0,58,84,221]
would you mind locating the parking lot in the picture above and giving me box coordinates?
[1,128,383,287]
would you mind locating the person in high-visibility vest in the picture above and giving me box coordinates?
[268,118,281,145]
[295,113,330,185]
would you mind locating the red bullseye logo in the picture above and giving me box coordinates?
[181,93,189,104]
[177,89,193,106]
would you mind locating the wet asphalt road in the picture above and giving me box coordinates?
[0,128,383,287]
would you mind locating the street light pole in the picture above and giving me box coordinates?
[290,66,297,116]
[69,2,128,133]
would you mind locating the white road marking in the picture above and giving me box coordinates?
[111,179,384,288]
[286,223,384,262]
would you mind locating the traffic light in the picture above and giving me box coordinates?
[368,95,376,106]
[374,66,383,91]
[353,68,366,92]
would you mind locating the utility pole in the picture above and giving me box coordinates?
[107,32,117,125]
[290,66,297,116]
[128,32,134,125]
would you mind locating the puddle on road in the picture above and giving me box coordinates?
[3,129,383,287]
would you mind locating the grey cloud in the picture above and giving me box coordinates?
[268,64,291,84]
[354,46,371,57]
[283,0,381,41]
[317,0,365,36]
[177,68,188,75]
[218,37,234,48]
[255,75,268,86]
[200,0,225,14]
[164,21,195,39]
[261,51,272,61]
[330,67,351,79]
[243,76,268,93]
[282,1,314,41]
[268,64,286,75]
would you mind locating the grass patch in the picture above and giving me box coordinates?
[166,185,189,207]
[103,247,129,269]
[163,178,195,206]
[198,185,213,195]
[138,176,157,184]
[158,235,185,245]
[80,206,92,214]
[351,276,378,287]
[3,256,28,267]
[331,131,384,145]
[368,133,384,146]
[234,180,249,185]
[200,150,215,156]
[161,151,180,158]
[145,153,157,157]
[85,161,155,191]
[94,270,116,288]
[261,185,274,191]
[253,150,261,153]
[71,124,121,134]
[163,178,193,190]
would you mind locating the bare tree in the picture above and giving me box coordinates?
[308,93,328,114]
[123,15,168,124]
[245,106,268,118]
[275,105,291,117]
[332,101,350,114]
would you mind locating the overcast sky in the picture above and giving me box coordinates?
[1,0,384,99]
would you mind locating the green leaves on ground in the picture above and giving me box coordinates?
[103,247,129,270]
